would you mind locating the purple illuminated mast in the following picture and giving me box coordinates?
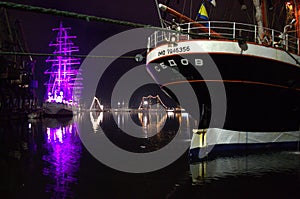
[44,22,82,105]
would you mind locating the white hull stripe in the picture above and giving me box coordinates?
[146,40,300,68]
[190,128,300,149]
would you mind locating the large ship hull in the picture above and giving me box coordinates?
[42,102,74,117]
[146,40,300,132]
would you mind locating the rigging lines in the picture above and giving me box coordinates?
[0,1,160,30]
[0,51,137,59]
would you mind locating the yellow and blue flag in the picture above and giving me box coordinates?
[197,3,208,20]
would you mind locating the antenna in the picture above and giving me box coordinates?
[154,0,164,28]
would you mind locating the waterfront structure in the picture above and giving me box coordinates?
[138,95,168,110]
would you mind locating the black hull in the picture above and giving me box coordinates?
[42,102,74,117]
[147,53,300,132]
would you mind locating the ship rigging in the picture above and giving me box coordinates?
[43,22,83,116]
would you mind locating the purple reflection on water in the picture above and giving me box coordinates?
[42,121,81,198]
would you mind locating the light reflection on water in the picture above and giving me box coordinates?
[84,111,195,153]
[89,111,103,132]
[1,111,299,198]
[190,151,300,186]
[89,110,193,134]
[42,116,82,198]
[39,111,193,198]
[38,112,300,198]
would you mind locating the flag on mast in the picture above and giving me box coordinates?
[207,0,216,7]
[198,3,208,20]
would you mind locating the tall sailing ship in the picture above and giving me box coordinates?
[43,22,82,116]
[146,0,300,159]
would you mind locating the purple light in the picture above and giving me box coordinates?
[43,122,81,198]
[44,22,82,106]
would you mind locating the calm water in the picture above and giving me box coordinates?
[0,111,299,199]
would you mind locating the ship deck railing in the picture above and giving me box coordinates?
[147,21,300,55]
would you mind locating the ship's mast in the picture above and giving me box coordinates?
[154,0,164,28]
[294,0,300,38]
[294,0,300,53]
[158,4,222,37]
[44,22,82,105]
[261,0,269,28]
[252,0,264,44]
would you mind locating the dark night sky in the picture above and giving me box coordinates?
[6,0,161,55]
[5,0,286,54]
[5,0,262,54]
[3,0,287,106]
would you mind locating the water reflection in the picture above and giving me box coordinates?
[84,111,195,153]
[42,116,82,198]
[1,112,299,198]
[89,110,193,138]
[190,151,300,185]
[137,111,167,138]
[89,111,103,132]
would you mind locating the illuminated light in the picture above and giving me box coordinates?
[69,125,73,133]
[138,95,171,110]
[53,132,56,141]
[181,112,189,118]
[44,22,82,106]
[47,128,51,143]
[143,115,148,127]
[167,111,174,117]
[63,127,66,136]
[90,97,104,111]
[56,128,63,143]
[117,114,121,126]
[286,2,294,11]
[28,123,32,129]
[90,111,103,132]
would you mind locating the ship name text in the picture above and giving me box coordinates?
[152,58,204,72]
